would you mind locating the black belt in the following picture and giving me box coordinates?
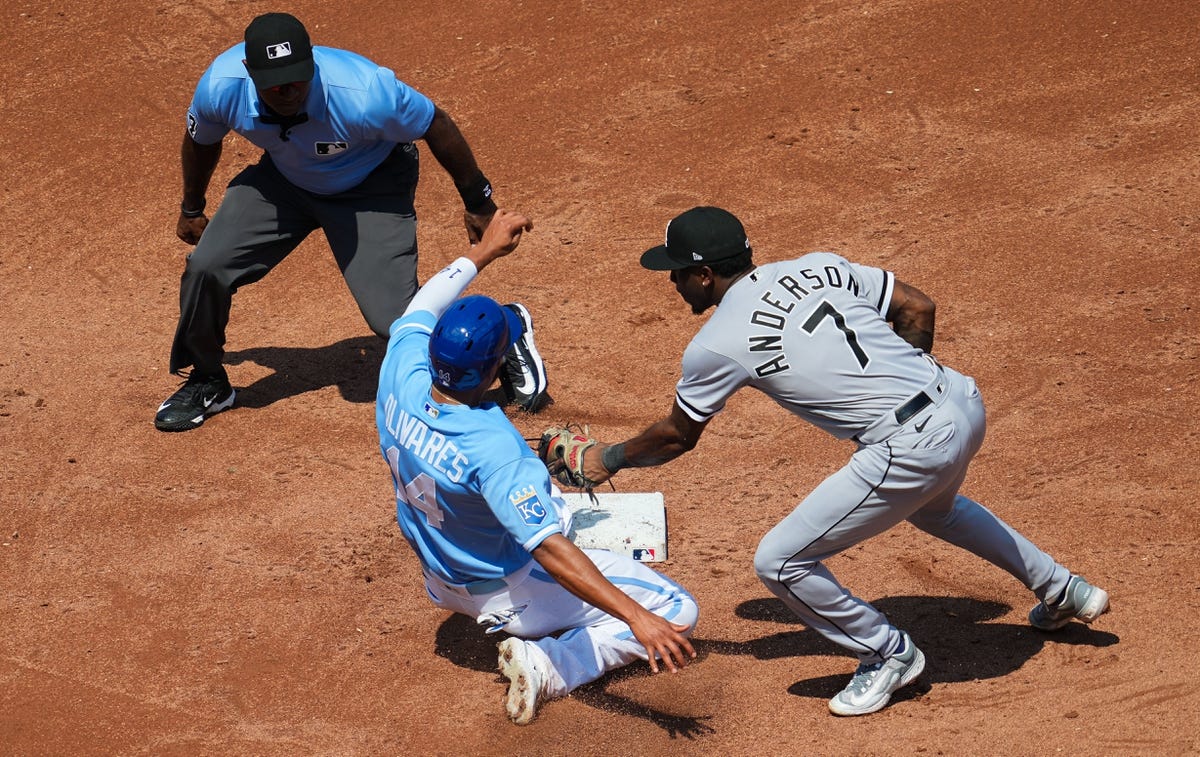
[893,392,934,425]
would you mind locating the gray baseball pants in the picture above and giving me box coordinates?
[753,365,1071,665]
[170,144,420,376]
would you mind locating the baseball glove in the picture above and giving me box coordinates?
[537,424,603,491]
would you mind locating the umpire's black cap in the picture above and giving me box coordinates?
[641,206,751,270]
[243,13,315,89]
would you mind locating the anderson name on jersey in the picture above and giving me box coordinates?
[675,252,941,439]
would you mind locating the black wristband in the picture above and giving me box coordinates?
[456,173,495,215]
[601,443,628,474]
[180,199,206,218]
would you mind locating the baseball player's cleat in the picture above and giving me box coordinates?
[828,632,925,716]
[1028,575,1110,631]
[499,302,551,413]
[498,637,547,725]
[154,371,235,432]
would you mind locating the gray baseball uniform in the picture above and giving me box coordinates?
[676,252,1071,664]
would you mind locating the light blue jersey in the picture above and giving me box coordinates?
[376,309,563,586]
[187,44,435,194]
[372,257,699,703]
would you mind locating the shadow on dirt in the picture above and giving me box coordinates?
[225,335,384,407]
[434,612,505,674]
[571,685,716,740]
[224,335,513,409]
[719,595,1119,702]
[433,593,1118,732]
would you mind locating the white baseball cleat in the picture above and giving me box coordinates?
[498,637,548,725]
[829,632,925,716]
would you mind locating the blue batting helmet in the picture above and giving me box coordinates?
[429,295,523,391]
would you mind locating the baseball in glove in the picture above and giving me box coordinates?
[537,424,607,492]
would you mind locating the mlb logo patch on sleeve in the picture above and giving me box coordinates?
[509,485,548,526]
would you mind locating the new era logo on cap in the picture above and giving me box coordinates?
[266,42,293,60]
[640,206,752,271]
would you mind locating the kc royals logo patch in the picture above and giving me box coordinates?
[509,485,547,526]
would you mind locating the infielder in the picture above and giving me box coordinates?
[376,209,697,725]
[555,206,1109,716]
[157,12,548,432]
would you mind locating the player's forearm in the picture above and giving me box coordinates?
[403,258,477,318]
[605,403,706,473]
[403,211,530,317]
[180,133,221,211]
[531,535,647,624]
[422,107,497,215]
[620,426,691,467]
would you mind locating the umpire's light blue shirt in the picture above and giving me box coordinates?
[187,44,436,195]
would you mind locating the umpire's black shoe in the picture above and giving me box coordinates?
[500,303,551,413]
[154,371,236,432]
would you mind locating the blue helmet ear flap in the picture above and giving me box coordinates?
[429,295,521,391]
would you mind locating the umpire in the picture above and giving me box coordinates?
[157,12,505,431]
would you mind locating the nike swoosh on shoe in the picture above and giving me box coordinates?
[510,361,536,395]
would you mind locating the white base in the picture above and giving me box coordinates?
[561,491,668,562]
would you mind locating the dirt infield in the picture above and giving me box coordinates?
[2,1,1198,754]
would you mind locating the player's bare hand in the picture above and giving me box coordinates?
[469,209,532,268]
[176,213,208,245]
[463,209,495,245]
[628,611,695,674]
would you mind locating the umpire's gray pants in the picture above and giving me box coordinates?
[170,144,419,375]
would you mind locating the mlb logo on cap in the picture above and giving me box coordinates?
[242,13,315,89]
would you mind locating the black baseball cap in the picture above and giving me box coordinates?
[243,13,314,89]
[640,206,751,270]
